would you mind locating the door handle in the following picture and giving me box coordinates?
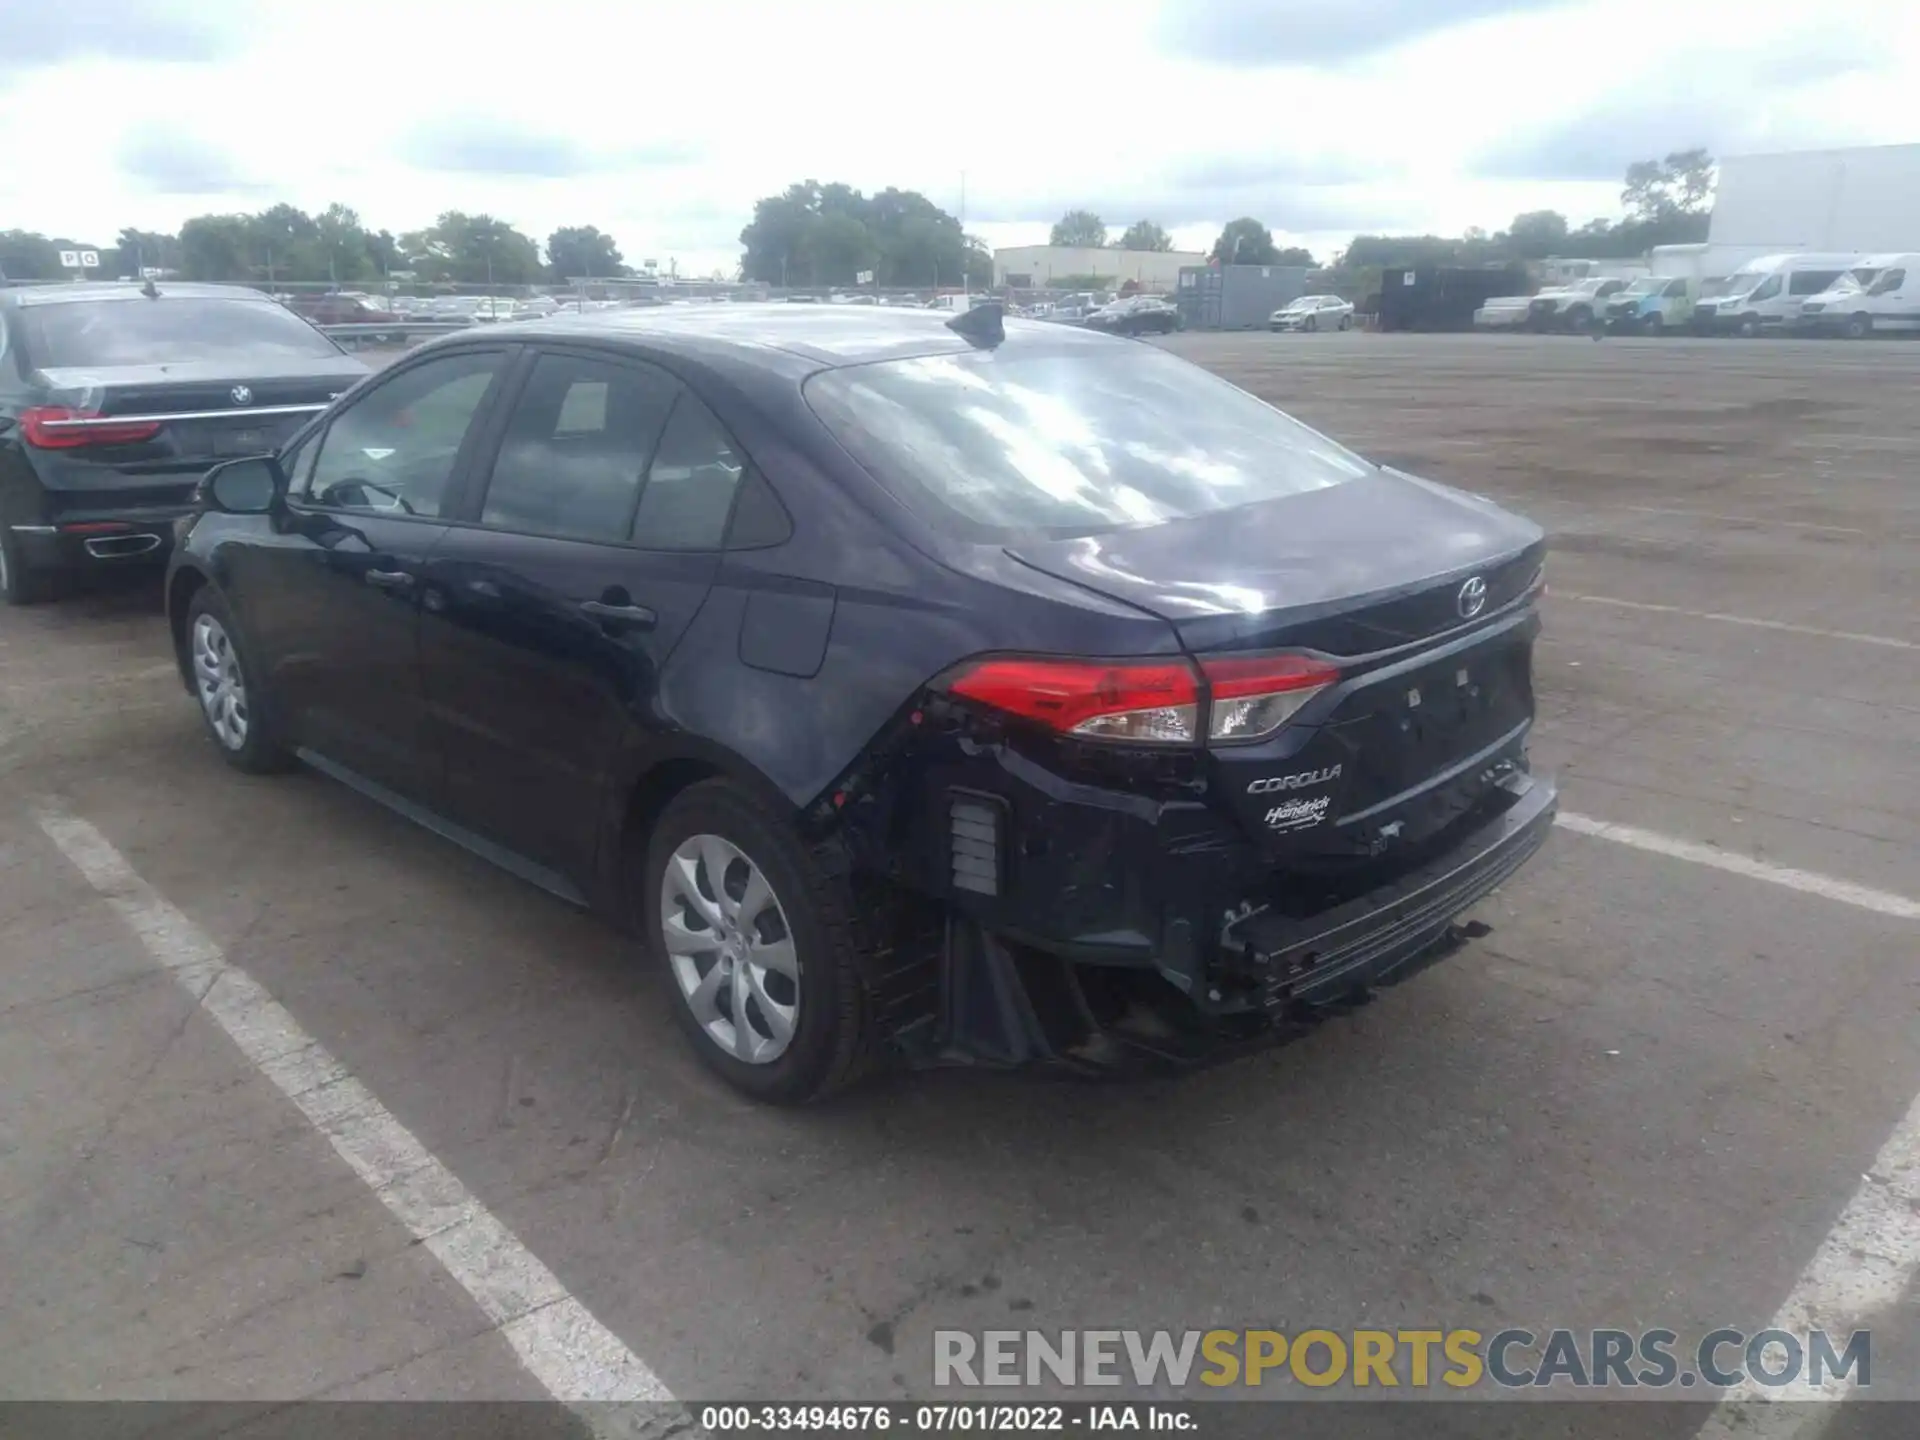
[579,599,657,630]
[365,568,415,589]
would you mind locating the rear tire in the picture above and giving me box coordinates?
[185,587,293,773]
[642,778,872,1105]
[0,529,53,606]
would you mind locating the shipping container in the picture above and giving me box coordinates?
[1175,264,1309,331]
[1378,264,1529,332]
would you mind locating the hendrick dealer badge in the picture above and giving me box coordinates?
[1263,794,1332,832]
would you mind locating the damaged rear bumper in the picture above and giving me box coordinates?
[906,771,1557,1073]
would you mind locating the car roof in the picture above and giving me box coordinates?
[0,281,276,309]
[432,302,1122,369]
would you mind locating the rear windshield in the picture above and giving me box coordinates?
[804,343,1372,540]
[21,297,343,367]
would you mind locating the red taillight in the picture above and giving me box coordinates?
[59,521,133,535]
[1199,652,1341,743]
[20,406,163,450]
[947,657,1201,744]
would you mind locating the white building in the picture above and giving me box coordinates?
[992,245,1209,292]
[1709,143,1920,254]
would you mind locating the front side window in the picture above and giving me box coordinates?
[1870,268,1906,296]
[303,349,504,517]
[805,343,1371,541]
[1749,276,1783,302]
[478,353,678,544]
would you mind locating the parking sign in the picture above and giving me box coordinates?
[59,250,80,268]
[80,250,100,268]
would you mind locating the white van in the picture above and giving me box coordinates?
[1691,253,1861,336]
[1796,254,1920,337]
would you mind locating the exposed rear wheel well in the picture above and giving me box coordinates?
[168,570,208,686]
[617,758,723,907]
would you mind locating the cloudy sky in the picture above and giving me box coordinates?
[0,0,1911,275]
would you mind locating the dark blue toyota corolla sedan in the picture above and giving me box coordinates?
[165,302,1555,1102]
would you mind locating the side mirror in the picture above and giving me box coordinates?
[202,456,284,515]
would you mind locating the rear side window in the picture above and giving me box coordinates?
[804,344,1370,540]
[18,297,344,367]
[632,394,747,550]
[478,353,678,544]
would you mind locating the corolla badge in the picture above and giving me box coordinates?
[1457,575,1488,618]
[230,385,253,405]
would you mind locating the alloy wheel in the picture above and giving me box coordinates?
[191,614,250,750]
[660,833,799,1064]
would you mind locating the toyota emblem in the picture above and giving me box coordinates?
[1457,575,1488,618]
[230,385,253,405]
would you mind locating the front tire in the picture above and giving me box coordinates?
[1338,313,1352,331]
[1303,315,1318,332]
[185,588,292,773]
[1843,313,1872,339]
[643,779,872,1104]
[1738,314,1761,338]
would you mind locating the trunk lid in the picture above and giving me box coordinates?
[1004,466,1544,654]
[1008,467,1547,859]
[29,359,365,494]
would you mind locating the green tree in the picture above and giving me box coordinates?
[547,225,624,281]
[799,211,878,286]
[1049,209,1107,248]
[112,227,183,277]
[1506,209,1570,260]
[179,214,253,281]
[401,212,541,286]
[1209,217,1280,266]
[738,180,975,287]
[1117,219,1172,252]
[1623,148,1715,222]
[1272,246,1316,267]
[313,203,373,283]
[0,229,64,280]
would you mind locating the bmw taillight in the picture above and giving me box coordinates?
[1199,653,1342,743]
[19,405,163,449]
[946,657,1201,744]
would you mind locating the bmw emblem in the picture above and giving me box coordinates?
[1457,575,1487,618]
[230,385,253,405]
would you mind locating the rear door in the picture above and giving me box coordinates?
[419,345,748,878]
[226,345,515,802]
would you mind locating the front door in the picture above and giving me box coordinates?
[419,347,749,879]
[231,346,514,802]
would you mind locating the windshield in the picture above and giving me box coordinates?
[1828,268,1877,295]
[804,343,1372,540]
[20,297,344,366]
[1719,272,1765,297]
[1621,278,1664,295]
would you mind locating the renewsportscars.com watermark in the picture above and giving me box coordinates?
[933,1327,1872,1392]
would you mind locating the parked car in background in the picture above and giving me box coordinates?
[1472,293,1537,330]
[1604,276,1697,333]
[472,297,519,323]
[516,295,560,319]
[1270,295,1355,332]
[287,292,402,330]
[0,282,366,604]
[1526,277,1630,332]
[1691,254,1858,336]
[1796,255,1920,337]
[1085,295,1181,336]
[164,303,1554,1102]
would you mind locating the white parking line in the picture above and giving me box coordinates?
[33,806,673,1418]
[1556,813,1920,920]
[1694,1087,1920,1435]
[1555,595,1917,651]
